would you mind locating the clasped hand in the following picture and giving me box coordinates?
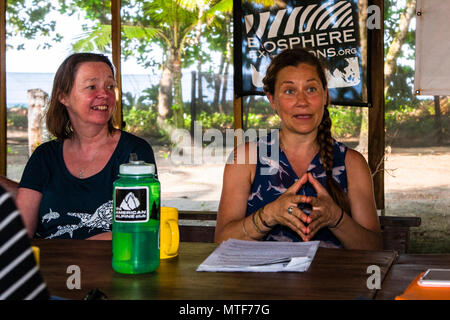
[262,173,342,241]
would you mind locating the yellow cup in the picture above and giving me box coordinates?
[32,246,40,266]
[160,207,180,259]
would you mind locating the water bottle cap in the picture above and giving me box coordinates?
[119,161,155,175]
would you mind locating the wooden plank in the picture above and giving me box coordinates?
[379,216,421,227]
[33,239,398,300]
[0,0,6,176]
[376,253,450,300]
[368,0,385,210]
[381,226,409,254]
[178,210,420,252]
[179,210,216,242]
[179,210,217,221]
[111,0,123,129]
[379,216,421,254]
[179,225,215,243]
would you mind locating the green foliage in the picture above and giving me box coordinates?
[11,0,438,147]
[383,0,417,117]
[385,99,450,145]
[385,104,416,124]
[184,112,233,130]
[6,106,27,129]
[385,65,419,111]
[329,106,362,139]
[58,0,110,22]
[6,0,61,49]
[72,24,112,52]
[122,86,162,137]
[123,106,159,136]
[122,86,159,111]
[243,99,363,139]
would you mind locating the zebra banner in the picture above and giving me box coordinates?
[234,0,369,106]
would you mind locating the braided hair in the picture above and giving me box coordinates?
[317,107,352,216]
[263,47,351,216]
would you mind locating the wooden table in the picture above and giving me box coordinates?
[33,239,397,300]
[375,253,450,300]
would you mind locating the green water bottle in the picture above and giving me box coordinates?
[112,156,160,274]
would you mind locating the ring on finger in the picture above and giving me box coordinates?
[287,206,294,215]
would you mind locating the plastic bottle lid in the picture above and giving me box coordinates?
[119,160,155,175]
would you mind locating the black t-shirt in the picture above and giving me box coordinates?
[19,131,156,239]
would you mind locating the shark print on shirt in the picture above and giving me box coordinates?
[45,201,112,239]
[246,133,349,247]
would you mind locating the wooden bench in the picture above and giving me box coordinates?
[179,210,421,253]
[379,216,421,253]
[2,174,420,253]
[179,211,217,243]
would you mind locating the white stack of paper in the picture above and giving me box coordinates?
[197,239,320,272]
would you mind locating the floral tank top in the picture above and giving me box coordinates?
[246,132,349,247]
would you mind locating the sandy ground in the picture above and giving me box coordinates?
[6,129,450,252]
[156,145,450,253]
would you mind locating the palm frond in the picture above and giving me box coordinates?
[122,25,161,41]
[72,24,111,52]
[206,0,232,17]
[177,0,203,12]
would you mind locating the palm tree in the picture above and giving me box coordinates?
[142,0,232,133]
[72,0,232,138]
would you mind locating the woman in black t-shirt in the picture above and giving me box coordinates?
[16,53,156,240]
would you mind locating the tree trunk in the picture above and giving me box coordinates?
[197,64,203,105]
[172,49,184,129]
[194,4,205,106]
[27,88,49,156]
[213,53,225,112]
[220,61,230,113]
[384,0,416,95]
[219,13,232,114]
[156,62,176,138]
[434,96,442,144]
[157,62,173,120]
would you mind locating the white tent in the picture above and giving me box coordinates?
[414,0,450,95]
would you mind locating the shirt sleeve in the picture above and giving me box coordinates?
[18,144,51,193]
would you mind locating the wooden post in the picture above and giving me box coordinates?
[233,97,243,147]
[0,0,6,176]
[433,96,442,144]
[368,0,385,211]
[111,0,122,129]
[190,71,196,137]
[27,88,49,156]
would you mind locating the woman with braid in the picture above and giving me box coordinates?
[215,47,382,250]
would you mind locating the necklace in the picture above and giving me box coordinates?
[70,131,115,179]
[77,148,100,179]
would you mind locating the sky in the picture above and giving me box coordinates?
[5,2,230,106]
[6,7,149,75]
